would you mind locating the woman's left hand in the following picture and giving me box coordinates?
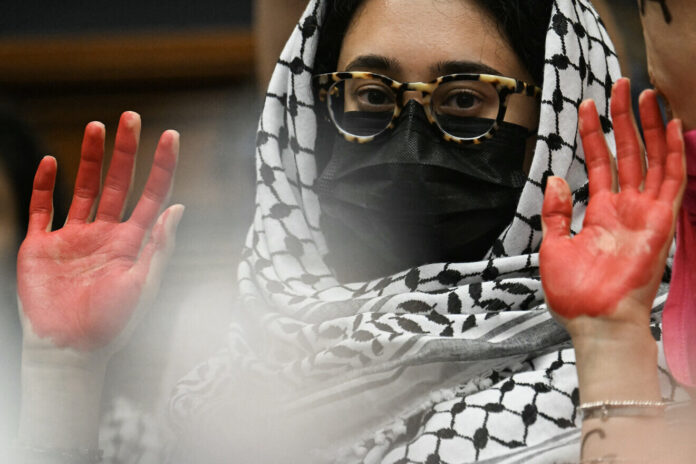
[540,78,686,336]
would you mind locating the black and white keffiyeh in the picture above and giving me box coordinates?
[167,1,686,462]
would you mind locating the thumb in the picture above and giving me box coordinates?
[111,204,183,354]
[541,177,572,241]
[132,204,185,283]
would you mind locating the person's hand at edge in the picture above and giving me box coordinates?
[15,111,183,451]
[540,77,687,463]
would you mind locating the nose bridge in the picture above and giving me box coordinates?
[401,89,424,106]
[395,100,432,163]
[399,81,434,114]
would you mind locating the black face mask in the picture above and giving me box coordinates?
[316,101,530,282]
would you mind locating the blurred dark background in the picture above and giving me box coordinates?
[0,0,652,454]
[1,1,252,35]
[0,0,267,450]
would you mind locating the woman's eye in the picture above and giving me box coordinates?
[356,87,393,108]
[367,90,388,105]
[446,91,479,110]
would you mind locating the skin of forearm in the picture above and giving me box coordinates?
[572,319,667,461]
[572,323,661,403]
[18,350,106,450]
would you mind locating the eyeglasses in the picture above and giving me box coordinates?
[314,72,541,144]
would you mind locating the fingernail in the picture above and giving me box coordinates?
[579,99,597,115]
[122,111,141,128]
[543,175,556,194]
[638,88,652,103]
[676,119,684,140]
[548,176,560,191]
[171,205,185,227]
[167,130,180,150]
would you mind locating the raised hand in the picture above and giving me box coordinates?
[540,78,685,326]
[17,112,183,353]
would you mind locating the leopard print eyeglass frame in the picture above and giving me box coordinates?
[313,71,542,144]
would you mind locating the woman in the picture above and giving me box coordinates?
[13,0,687,462]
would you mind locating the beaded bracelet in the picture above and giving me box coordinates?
[579,400,666,421]
[12,442,103,463]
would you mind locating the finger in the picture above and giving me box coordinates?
[95,111,141,222]
[639,89,667,198]
[128,130,179,233]
[66,122,105,224]
[115,204,183,347]
[27,156,57,234]
[131,204,184,283]
[579,99,617,195]
[658,119,686,209]
[610,78,646,191]
[541,176,573,241]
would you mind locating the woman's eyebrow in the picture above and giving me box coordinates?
[434,60,503,76]
[343,54,402,73]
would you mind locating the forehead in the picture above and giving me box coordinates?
[337,0,531,83]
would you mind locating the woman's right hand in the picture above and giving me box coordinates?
[17,111,183,359]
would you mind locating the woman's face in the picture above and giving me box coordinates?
[337,0,540,169]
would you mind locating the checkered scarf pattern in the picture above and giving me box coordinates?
[166,1,685,462]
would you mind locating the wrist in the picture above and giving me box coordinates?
[18,351,107,449]
[571,324,661,404]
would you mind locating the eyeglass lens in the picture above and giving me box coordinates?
[327,77,501,139]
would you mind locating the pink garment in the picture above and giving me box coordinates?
[664,129,696,386]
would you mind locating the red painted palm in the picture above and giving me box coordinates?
[540,79,685,322]
[17,112,182,352]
